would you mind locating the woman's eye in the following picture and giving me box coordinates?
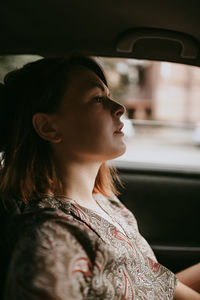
[93,96,105,103]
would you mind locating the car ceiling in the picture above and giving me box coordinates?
[1,0,200,66]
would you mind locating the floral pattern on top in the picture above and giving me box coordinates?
[3,193,178,300]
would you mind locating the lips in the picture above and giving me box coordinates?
[114,122,124,133]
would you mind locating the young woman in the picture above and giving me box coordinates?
[0,54,199,299]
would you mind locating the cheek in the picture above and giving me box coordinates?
[79,118,109,144]
[59,113,102,145]
[70,114,112,150]
[59,109,123,158]
[76,110,111,136]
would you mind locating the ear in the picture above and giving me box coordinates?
[32,113,62,143]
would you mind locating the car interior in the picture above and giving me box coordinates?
[0,0,200,291]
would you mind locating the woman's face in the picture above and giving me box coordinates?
[54,65,126,162]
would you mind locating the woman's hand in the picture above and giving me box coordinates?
[174,262,200,299]
[176,262,200,292]
[174,281,200,300]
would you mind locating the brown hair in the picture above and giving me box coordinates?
[0,54,123,207]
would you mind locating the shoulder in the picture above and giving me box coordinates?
[5,196,100,270]
[15,198,97,246]
[4,202,95,299]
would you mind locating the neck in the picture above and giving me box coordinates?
[53,158,102,207]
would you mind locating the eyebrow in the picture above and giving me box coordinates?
[88,81,110,96]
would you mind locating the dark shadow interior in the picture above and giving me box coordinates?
[116,162,200,272]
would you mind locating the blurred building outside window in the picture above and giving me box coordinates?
[98,57,200,170]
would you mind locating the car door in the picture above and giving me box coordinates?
[114,160,200,273]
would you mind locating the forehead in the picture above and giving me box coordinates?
[67,65,109,94]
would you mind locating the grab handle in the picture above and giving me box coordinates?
[116,28,199,59]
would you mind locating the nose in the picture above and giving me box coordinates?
[111,100,126,117]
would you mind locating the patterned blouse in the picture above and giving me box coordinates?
[3,193,178,300]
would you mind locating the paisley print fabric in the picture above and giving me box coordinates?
[3,193,178,299]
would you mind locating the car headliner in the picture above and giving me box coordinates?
[1,0,200,66]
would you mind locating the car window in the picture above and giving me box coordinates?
[96,57,200,171]
[1,55,200,171]
[0,55,41,82]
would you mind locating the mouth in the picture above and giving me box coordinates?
[114,123,124,135]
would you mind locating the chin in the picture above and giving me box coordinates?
[109,144,127,160]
